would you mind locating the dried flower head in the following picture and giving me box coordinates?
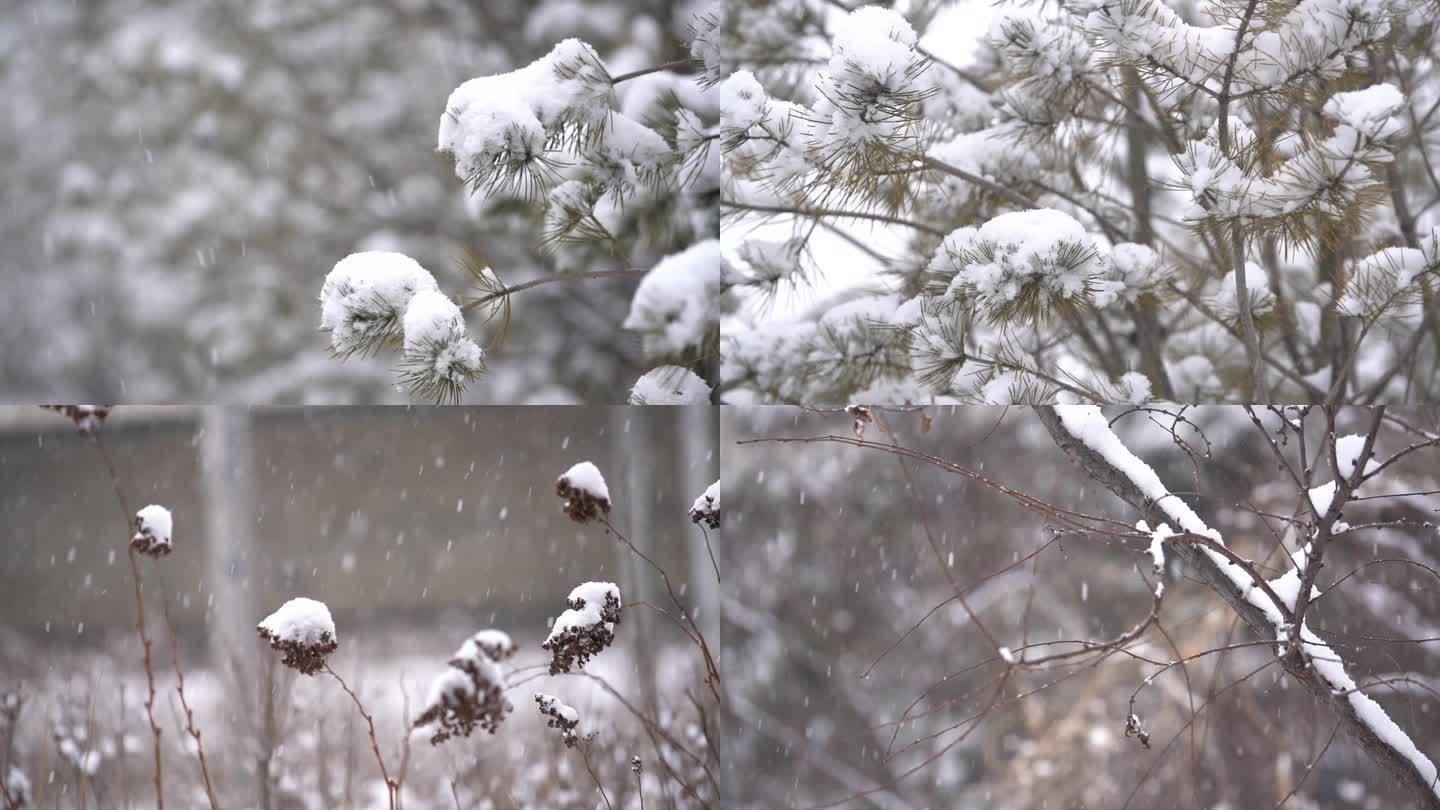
[848,404,873,439]
[130,505,174,558]
[1124,713,1151,749]
[535,692,581,748]
[631,755,642,774]
[467,629,517,662]
[542,582,622,675]
[556,461,611,524]
[41,405,111,434]
[689,480,720,529]
[415,633,513,744]
[256,598,338,675]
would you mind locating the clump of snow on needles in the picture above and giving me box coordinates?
[829,6,919,87]
[401,289,485,382]
[437,38,611,186]
[935,209,1113,312]
[630,366,712,404]
[320,251,438,356]
[623,239,721,356]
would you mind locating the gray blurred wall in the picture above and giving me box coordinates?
[0,406,716,658]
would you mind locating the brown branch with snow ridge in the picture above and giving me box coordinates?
[1036,406,1440,809]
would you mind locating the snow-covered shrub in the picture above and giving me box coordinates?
[315,5,722,403]
[542,581,622,675]
[689,479,720,528]
[129,505,173,558]
[256,598,338,676]
[720,0,1440,404]
[556,461,612,523]
[414,631,514,744]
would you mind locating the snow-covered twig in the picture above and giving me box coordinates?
[1038,405,1440,808]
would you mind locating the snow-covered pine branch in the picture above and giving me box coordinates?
[316,6,722,403]
[719,0,1440,405]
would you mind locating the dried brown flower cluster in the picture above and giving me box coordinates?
[41,404,111,434]
[414,630,514,745]
[689,488,719,529]
[256,598,339,676]
[129,515,173,558]
[542,583,622,675]
[257,627,337,675]
[467,629,517,662]
[556,465,611,524]
[535,692,580,748]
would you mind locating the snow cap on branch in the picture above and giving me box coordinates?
[690,480,720,528]
[557,460,611,523]
[257,597,338,675]
[130,504,173,558]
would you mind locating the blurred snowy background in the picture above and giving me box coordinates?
[0,0,708,403]
[0,405,719,808]
[722,406,1440,809]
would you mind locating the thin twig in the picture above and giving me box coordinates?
[610,58,693,84]
[459,269,648,313]
[325,665,396,810]
[165,608,220,809]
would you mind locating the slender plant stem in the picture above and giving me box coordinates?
[576,743,615,810]
[126,548,165,810]
[325,665,396,810]
[165,608,220,809]
[96,429,164,810]
[599,518,722,703]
